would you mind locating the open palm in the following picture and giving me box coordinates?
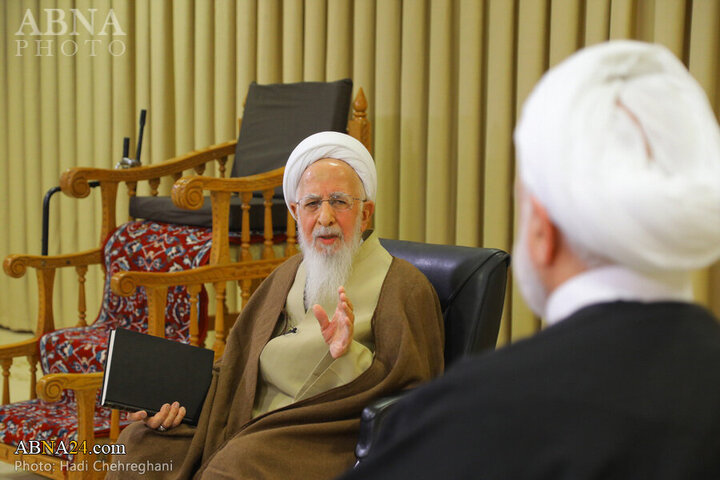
[313,286,354,358]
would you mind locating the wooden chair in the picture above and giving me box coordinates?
[0,81,371,479]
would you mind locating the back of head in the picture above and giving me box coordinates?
[514,40,720,273]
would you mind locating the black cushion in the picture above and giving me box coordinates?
[129,196,288,233]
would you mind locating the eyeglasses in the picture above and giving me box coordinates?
[297,193,365,213]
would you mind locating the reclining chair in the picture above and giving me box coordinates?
[354,239,510,464]
[0,79,371,479]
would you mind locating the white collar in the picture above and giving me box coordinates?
[544,265,694,326]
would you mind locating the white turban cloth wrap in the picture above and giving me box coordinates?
[283,131,376,219]
[514,40,720,273]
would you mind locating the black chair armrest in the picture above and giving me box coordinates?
[355,392,408,466]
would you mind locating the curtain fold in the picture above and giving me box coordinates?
[258,0,281,84]
[398,0,428,242]
[1,0,719,346]
[303,0,327,80]
[513,0,548,340]
[352,0,375,129]
[327,0,353,80]
[6,0,35,332]
[373,0,401,239]
[425,0,455,245]
[283,0,304,83]
[0,2,8,332]
[454,0,484,248]
[236,0,257,119]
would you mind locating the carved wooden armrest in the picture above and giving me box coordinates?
[36,372,104,402]
[0,338,42,404]
[3,248,102,278]
[0,338,39,362]
[110,260,288,353]
[60,141,237,199]
[110,259,286,296]
[37,372,105,460]
[171,167,285,209]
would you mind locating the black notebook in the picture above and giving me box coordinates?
[101,328,214,426]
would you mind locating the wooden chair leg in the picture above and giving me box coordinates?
[1,359,11,405]
[27,354,38,400]
[110,409,120,443]
[72,388,97,479]
[76,265,88,327]
[107,408,120,466]
[213,283,228,360]
[188,284,201,347]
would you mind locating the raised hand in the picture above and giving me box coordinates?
[312,286,355,359]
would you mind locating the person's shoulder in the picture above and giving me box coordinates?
[265,253,303,278]
[248,253,302,295]
[433,300,715,390]
[386,256,433,286]
[276,252,303,271]
[439,322,583,386]
[380,257,439,306]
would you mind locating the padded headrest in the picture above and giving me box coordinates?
[380,238,510,364]
[231,79,353,179]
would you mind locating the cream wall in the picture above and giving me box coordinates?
[1,0,719,346]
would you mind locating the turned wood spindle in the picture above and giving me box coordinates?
[76,265,88,327]
[214,282,227,360]
[27,354,38,400]
[149,178,161,197]
[110,409,120,445]
[240,192,252,262]
[126,181,137,197]
[262,189,275,259]
[241,278,252,310]
[188,284,201,347]
[127,181,138,221]
[1,359,11,405]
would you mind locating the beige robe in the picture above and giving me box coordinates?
[110,237,444,480]
[253,232,391,416]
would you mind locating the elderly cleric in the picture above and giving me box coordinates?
[109,131,444,479]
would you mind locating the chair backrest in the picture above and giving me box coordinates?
[379,238,510,365]
[353,240,510,465]
[231,78,354,179]
[128,79,355,231]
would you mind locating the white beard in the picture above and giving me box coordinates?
[298,216,363,309]
[512,201,549,317]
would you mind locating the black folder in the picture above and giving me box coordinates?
[101,328,214,426]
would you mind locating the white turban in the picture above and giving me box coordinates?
[283,131,376,218]
[514,40,720,273]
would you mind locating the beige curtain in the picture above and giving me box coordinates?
[1,0,719,347]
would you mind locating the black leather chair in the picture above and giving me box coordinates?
[355,239,510,464]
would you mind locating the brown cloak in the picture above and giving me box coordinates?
[109,254,444,479]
